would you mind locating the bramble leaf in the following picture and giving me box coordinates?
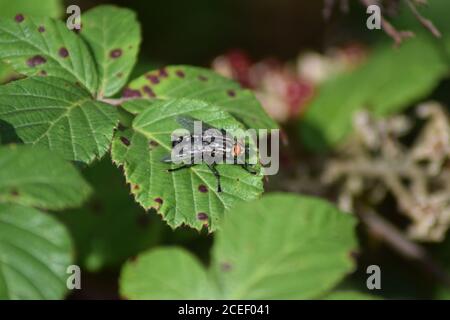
[126,65,278,130]
[111,98,263,231]
[0,203,73,300]
[119,193,358,299]
[0,76,119,163]
[211,193,357,299]
[0,14,98,94]
[0,0,64,84]
[0,145,92,210]
[120,248,217,300]
[300,37,448,151]
[81,5,141,98]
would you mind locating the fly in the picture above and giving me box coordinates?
[162,115,258,192]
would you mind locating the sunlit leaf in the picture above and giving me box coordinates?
[81,5,141,98]
[0,14,98,94]
[112,98,263,231]
[0,76,119,163]
[126,65,277,130]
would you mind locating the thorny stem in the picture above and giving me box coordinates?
[357,205,450,288]
[405,0,441,38]
[351,0,441,46]
[359,0,415,46]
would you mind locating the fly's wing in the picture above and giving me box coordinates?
[175,115,222,134]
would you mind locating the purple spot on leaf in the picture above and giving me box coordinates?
[26,55,46,67]
[15,14,24,23]
[146,74,159,84]
[176,70,185,78]
[197,212,208,221]
[198,185,208,193]
[39,70,47,76]
[221,262,233,272]
[120,136,130,146]
[38,26,45,33]
[143,86,156,98]
[123,88,142,98]
[154,198,163,205]
[59,47,69,58]
[149,140,159,147]
[227,89,236,97]
[159,68,168,78]
[110,49,122,58]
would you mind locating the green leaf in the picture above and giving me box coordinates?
[0,76,119,163]
[56,157,164,272]
[0,145,92,210]
[0,14,98,94]
[0,203,73,299]
[0,0,64,84]
[111,98,263,231]
[126,65,278,130]
[81,5,141,98]
[0,61,16,83]
[0,0,63,19]
[300,37,448,151]
[119,193,358,299]
[120,248,217,300]
[211,193,357,299]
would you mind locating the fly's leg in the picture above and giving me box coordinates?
[167,154,197,172]
[168,164,195,172]
[207,163,222,192]
[241,163,258,175]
